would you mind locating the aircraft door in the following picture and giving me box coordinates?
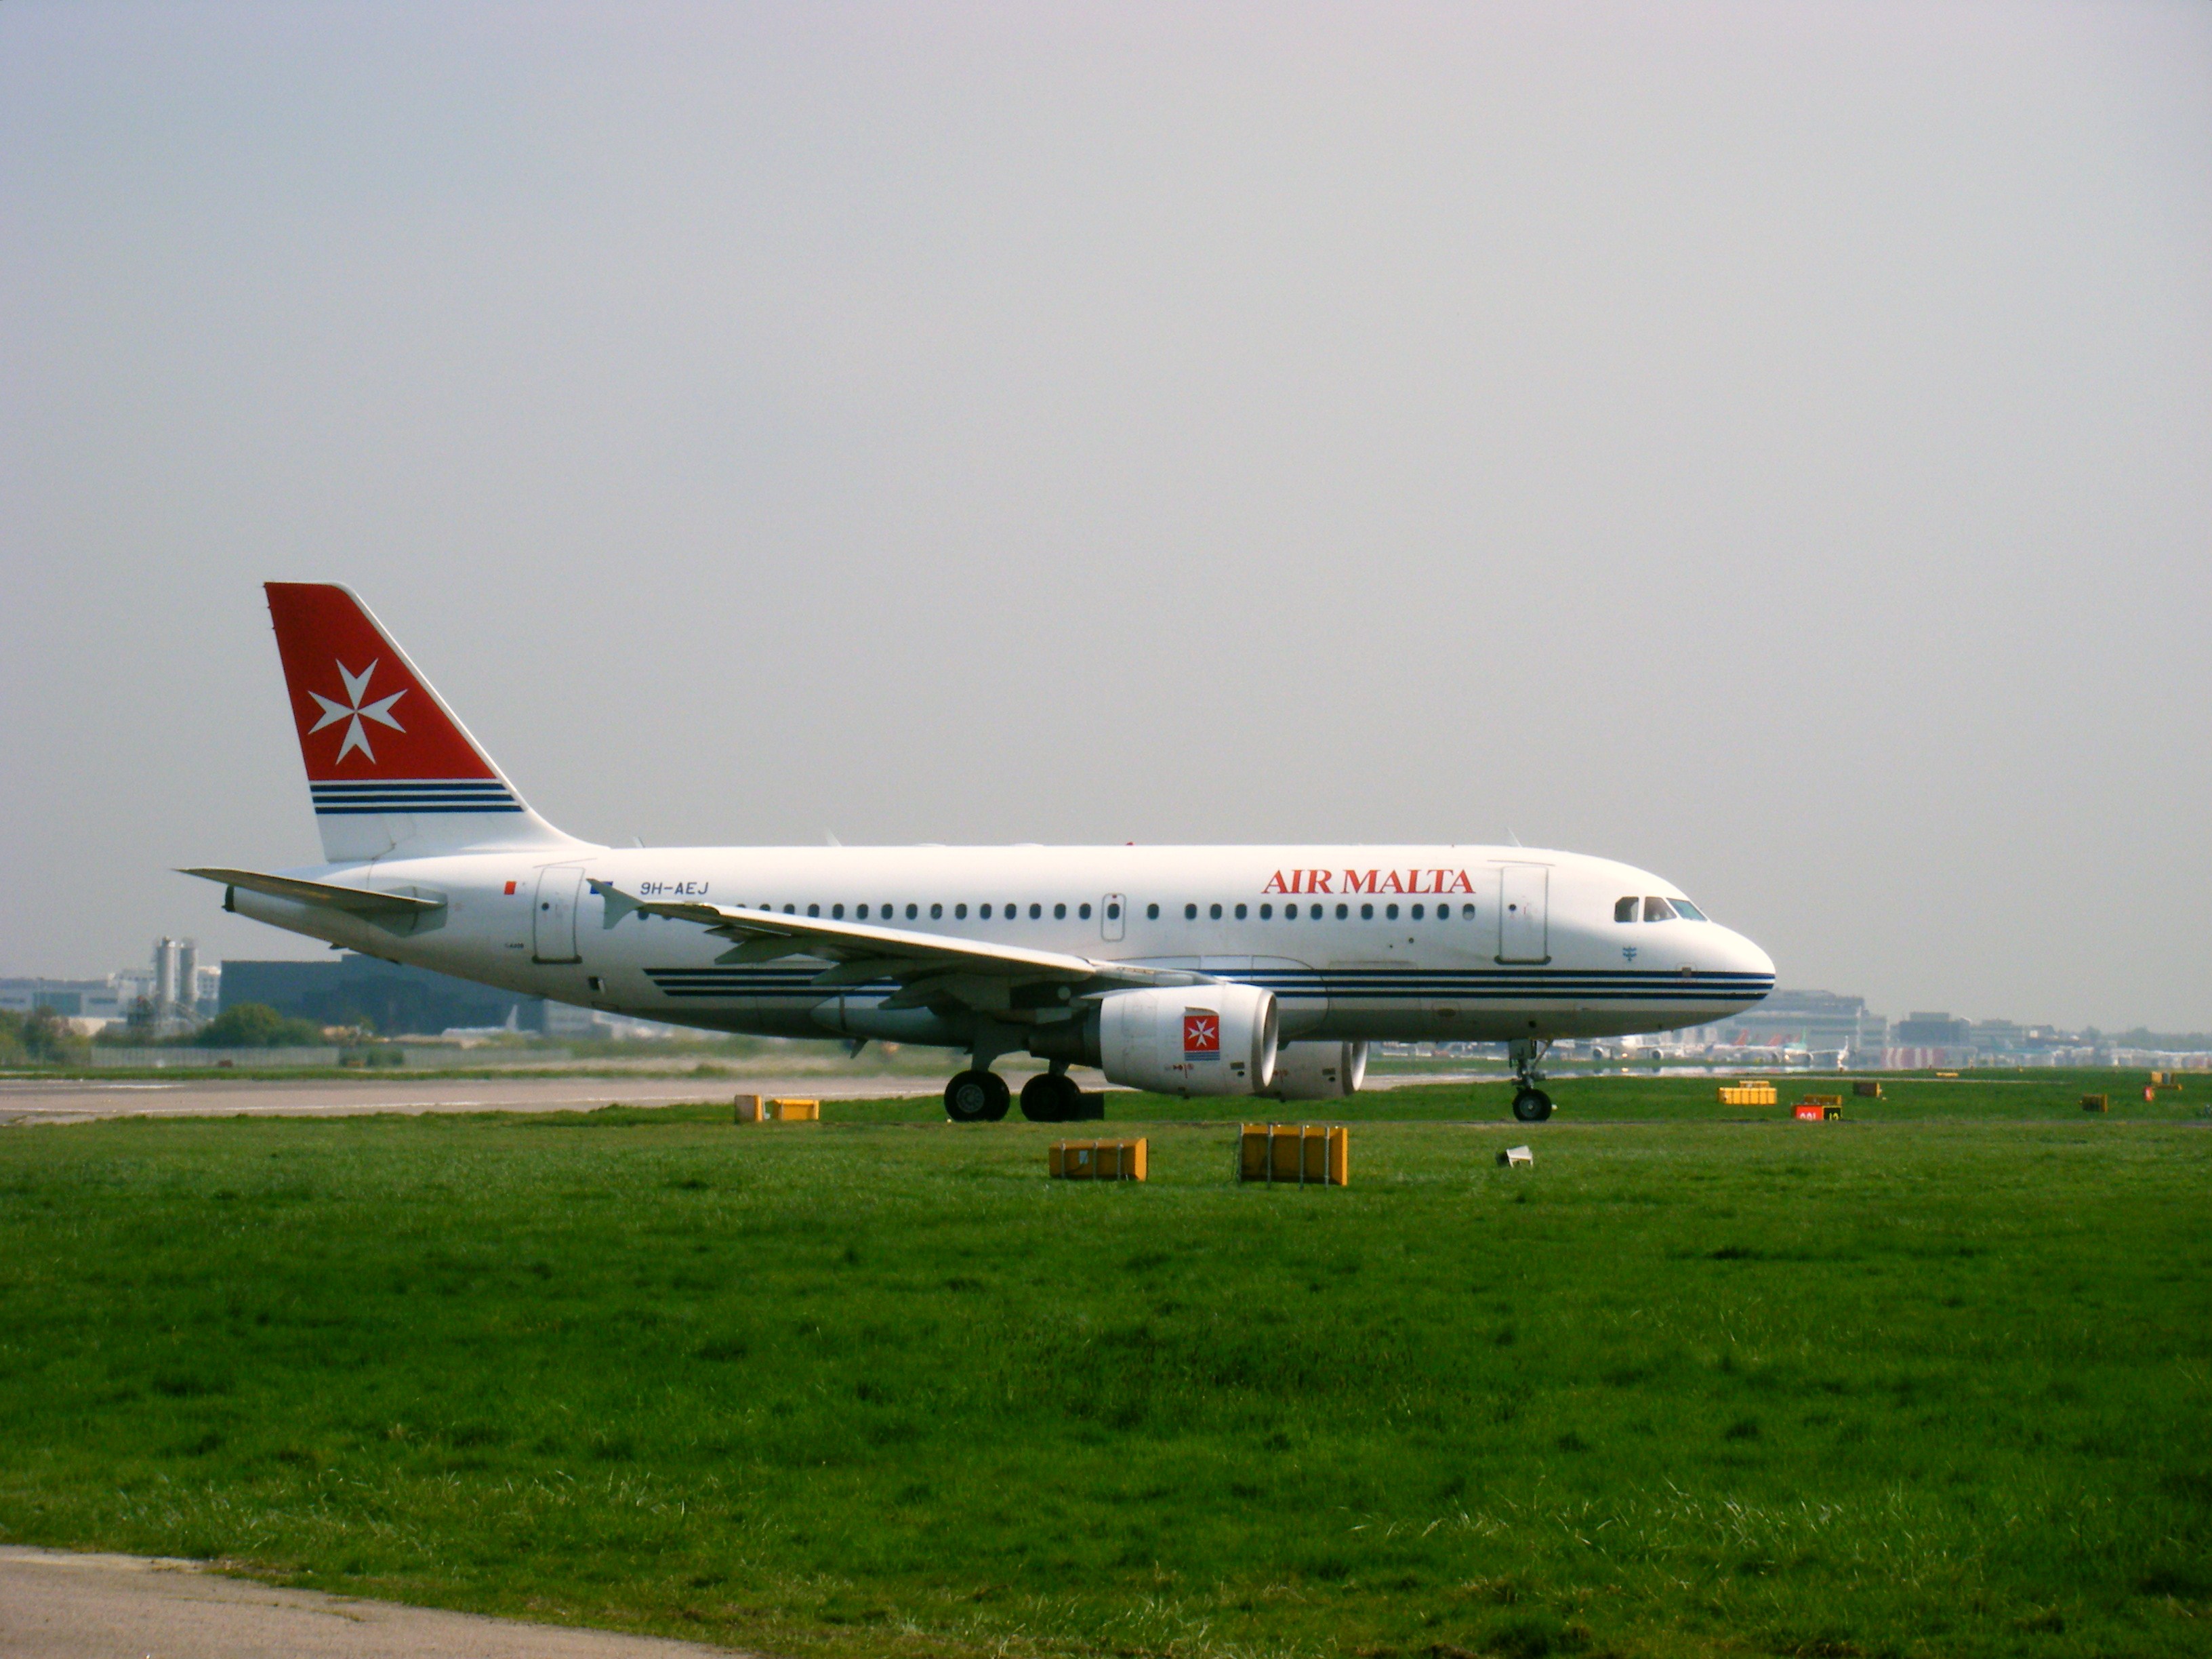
[533,865,584,964]
[1101,893,1126,942]
[1495,865,1549,963]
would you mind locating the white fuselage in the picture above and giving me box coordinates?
[228,842,1776,1049]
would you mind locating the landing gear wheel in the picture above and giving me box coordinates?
[1021,1072,1084,1123]
[1513,1087,1553,1123]
[945,1069,1010,1122]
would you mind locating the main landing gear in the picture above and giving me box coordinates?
[1510,1037,1555,1123]
[944,1064,1100,1124]
[943,1069,1010,1122]
[1020,1071,1085,1122]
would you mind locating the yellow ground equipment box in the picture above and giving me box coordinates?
[735,1094,819,1122]
[1048,1138,1148,1181]
[1239,1123,1349,1186]
[1718,1082,1778,1107]
[1853,1080,1883,1098]
[2081,1094,2108,1113]
[2150,1070,2183,1086]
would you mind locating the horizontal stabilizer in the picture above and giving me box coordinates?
[179,867,445,916]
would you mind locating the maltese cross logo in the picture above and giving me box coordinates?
[308,659,407,764]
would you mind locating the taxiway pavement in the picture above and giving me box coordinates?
[0,1547,746,1659]
[0,1072,940,1126]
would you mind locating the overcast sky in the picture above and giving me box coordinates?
[3,2,2207,1030]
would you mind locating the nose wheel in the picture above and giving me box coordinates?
[1509,1037,1555,1123]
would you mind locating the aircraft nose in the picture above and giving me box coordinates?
[1725,928,1776,983]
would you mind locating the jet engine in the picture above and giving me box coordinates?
[1027,983,1277,1097]
[1258,1039,1367,1101]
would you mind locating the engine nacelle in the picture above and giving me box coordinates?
[1259,1039,1367,1100]
[1095,983,1277,1097]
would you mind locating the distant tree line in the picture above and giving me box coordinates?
[0,1007,89,1065]
[1,1002,335,1065]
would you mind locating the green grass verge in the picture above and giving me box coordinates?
[1,1075,2207,1658]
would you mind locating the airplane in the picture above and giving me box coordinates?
[184,583,1776,1125]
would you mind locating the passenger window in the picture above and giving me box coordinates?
[980,903,992,920]
[1209,902,1223,920]
[1147,903,1159,920]
[1053,902,1065,920]
[1234,902,1247,920]
[907,903,919,920]
[808,903,820,918]
[1260,903,1273,919]
[930,902,943,920]
[955,903,968,920]
[783,903,795,914]
[1616,896,1639,922]
[1360,902,1374,920]
[1335,903,1349,920]
[1004,902,1015,917]
[1461,903,1475,920]
[855,904,868,920]
[832,903,844,919]
[1643,897,1676,922]
[1184,903,1197,920]
[1030,903,1042,919]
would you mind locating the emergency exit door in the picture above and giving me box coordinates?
[1495,865,1549,963]
[1101,893,1126,942]
[533,866,584,964]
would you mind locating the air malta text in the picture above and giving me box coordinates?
[1263,869,1476,896]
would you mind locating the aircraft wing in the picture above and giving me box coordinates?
[591,880,1193,1004]
[180,867,444,916]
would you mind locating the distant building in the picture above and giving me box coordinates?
[220,956,546,1036]
[1883,1010,1976,1069]
[0,977,131,1024]
[1891,1011,1971,1046]
[1703,990,1887,1054]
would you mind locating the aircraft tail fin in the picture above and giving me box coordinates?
[262,583,582,863]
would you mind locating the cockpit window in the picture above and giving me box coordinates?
[1614,896,1639,922]
[1671,898,1707,921]
[1642,896,1678,922]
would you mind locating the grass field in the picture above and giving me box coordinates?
[1,1073,2207,1659]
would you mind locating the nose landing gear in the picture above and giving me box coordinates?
[1510,1037,1554,1122]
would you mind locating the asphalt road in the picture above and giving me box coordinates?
[0,1072,941,1126]
[0,1547,745,1659]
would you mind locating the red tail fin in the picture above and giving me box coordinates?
[263,583,572,861]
